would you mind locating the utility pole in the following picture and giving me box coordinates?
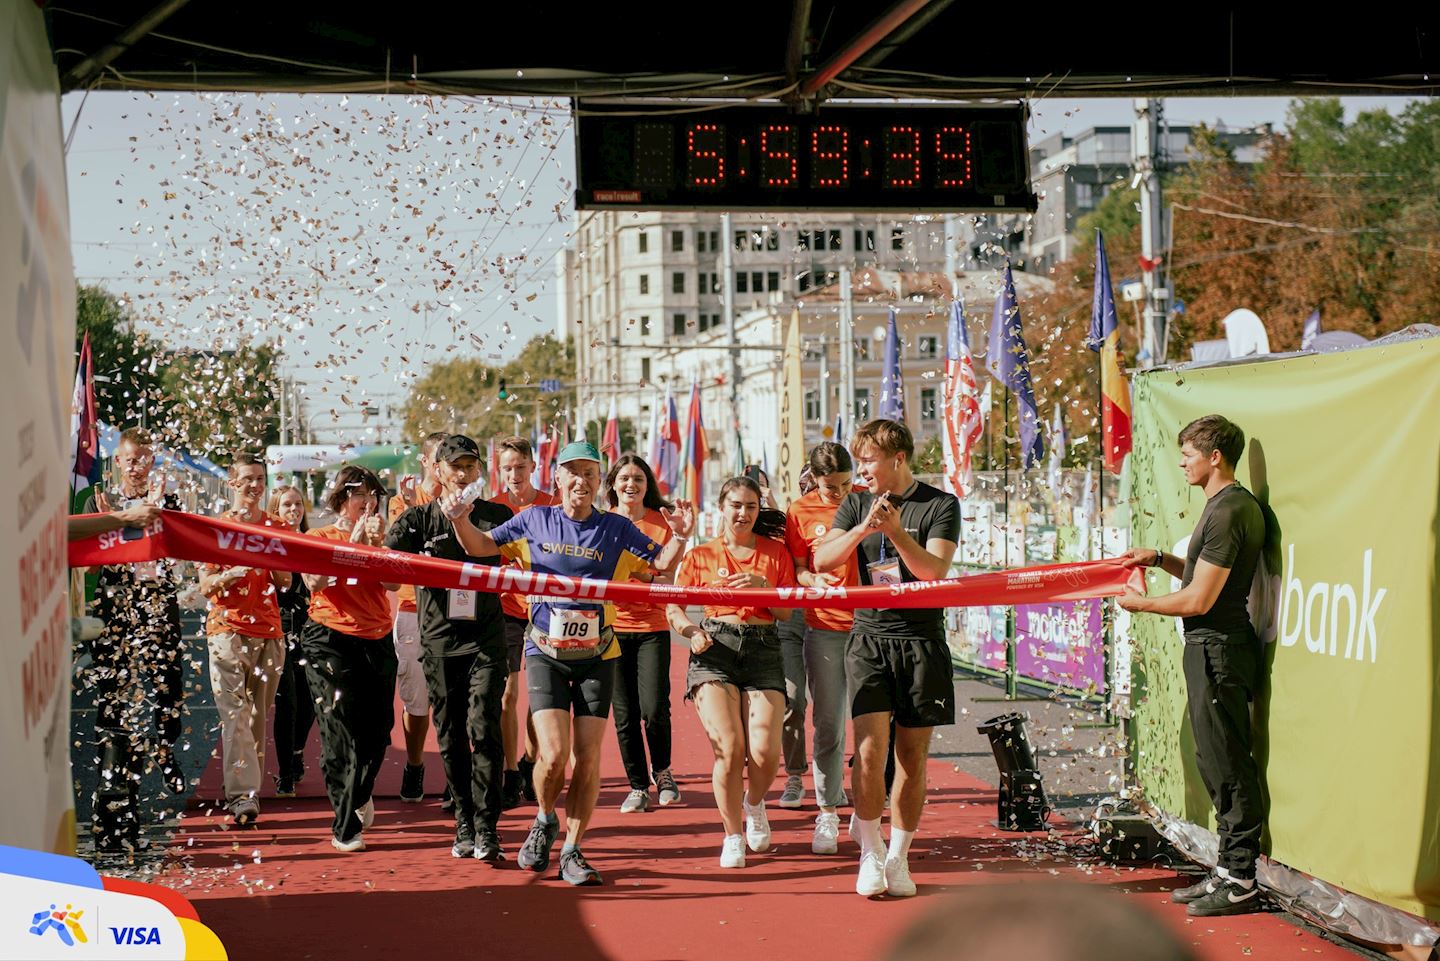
[1134,98,1169,363]
[817,333,830,433]
[838,266,856,433]
[721,212,742,449]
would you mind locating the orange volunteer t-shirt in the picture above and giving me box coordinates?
[673,535,796,624]
[785,490,859,633]
[389,484,436,614]
[306,525,394,640]
[488,488,557,620]
[611,508,674,634]
[201,511,284,639]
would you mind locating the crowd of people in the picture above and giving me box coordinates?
[73,413,1269,917]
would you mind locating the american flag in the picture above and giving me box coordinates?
[942,298,983,497]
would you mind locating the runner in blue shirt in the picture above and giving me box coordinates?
[448,440,693,885]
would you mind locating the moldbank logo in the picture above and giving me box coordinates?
[1277,545,1387,662]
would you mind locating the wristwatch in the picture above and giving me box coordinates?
[1150,549,1165,567]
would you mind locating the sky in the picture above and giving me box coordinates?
[62,92,1414,441]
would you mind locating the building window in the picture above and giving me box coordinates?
[698,313,709,332]
[697,271,706,294]
[708,230,719,252]
[827,229,842,251]
[671,230,684,252]
[638,231,649,253]
[639,274,650,295]
[750,271,763,294]
[917,335,939,359]
[763,230,779,251]
[797,230,812,251]
[672,272,685,294]
[920,388,938,422]
[734,230,748,251]
[697,231,709,253]
[805,389,821,422]
[890,226,906,251]
[735,272,748,293]
[642,357,652,382]
[854,229,875,252]
[854,388,871,422]
[802,341,823,361]
[811,266,838,289]
[797,271,812,292]
[640,315,652,335]
[767,271,780,292]
[673,313,687,337]
[855,337,872,361]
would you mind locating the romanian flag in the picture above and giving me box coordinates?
[652,385,681,495]
[681,380,707,503]
[1088,230,1132,472]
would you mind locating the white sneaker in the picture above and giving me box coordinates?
[884,856,916,897]
[619,789,650,813]
[356,799,374,831]
[720,834,746,869]
[812,812,840,855]
[744,800,772,852]
[778,774,805,809]
[856,851,888,896]
[331,833,365,853]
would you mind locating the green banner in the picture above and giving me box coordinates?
[1129,338,1440,919]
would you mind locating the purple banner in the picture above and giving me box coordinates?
[1013,598,1106,694]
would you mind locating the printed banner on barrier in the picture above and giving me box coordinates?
[1013,598,1105,695]
[68,510,1141,612]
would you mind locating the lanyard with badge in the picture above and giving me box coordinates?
[866,494,903,586]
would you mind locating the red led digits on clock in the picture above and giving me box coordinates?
[884,126,921,187]
[936,126,973,187]
[760,125,797,187]
[687,123,725,187]
[811,125,849,188]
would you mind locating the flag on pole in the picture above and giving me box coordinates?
[989,264,1045,468]
[654,385,681,495]
[646,396,661,467]
[878,307,906,421]
[833,412,844,445]
[776,308,806,504]
[536,425,557,492]
[71,332,101,493]
[1047,401,1069,501]
[487,437,501,495]
[1087,230,1133,472]
[681,380,707,503]
[941,298,983,496]
[600,396,620,469]
[1301,309,1322,350]
[732,426,746,477]
[1078,466,1096,527]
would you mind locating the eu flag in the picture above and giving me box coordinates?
[988,264,1044,469]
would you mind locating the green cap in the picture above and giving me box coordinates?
[557,440,602,465]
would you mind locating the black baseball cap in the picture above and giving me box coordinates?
[435,434,481,463]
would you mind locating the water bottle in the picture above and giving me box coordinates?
[443,479,486,519]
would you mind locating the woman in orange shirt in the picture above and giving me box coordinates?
[784,442,859,856]
[301,465,401,853]
[668,476,797,869]
[605,454,683,813]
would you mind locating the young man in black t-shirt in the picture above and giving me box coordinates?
[386,434,514,862]
[1119,414,1267,917]
[813,419,959,899]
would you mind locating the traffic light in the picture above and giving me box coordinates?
[497,378,508,401]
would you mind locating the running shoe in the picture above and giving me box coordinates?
[228,797,259,826]
[778,773,805,809]
[856,851,888,897]
[517,756,538,803]
[273,773,297,799]
[1170,874,1218,904]
[559,848,603,886]
[451,819,476,858]
[475,826,504,863]
[399,763,425,803]
[743,799,772,853]
[884,856,916,897]
[1186,879,1264,917]
[655,769,682,806]
[502,770,523,810]
[517,816,559,872]
[331,833,365,853]
[720,834,746,869]
[619,789,650,813]
[812,812,840,855]
[357,798,374,831]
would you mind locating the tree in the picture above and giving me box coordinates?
[160,343,283,460]
[75,285,166,430]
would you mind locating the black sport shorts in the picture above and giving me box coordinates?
[685,619,786,699]
[502,615,527,674]
[525,652,615,719]
[846,631,955,728]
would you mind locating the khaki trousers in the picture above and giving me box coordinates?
[208,631,285,802]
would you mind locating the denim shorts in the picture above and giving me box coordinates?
[686,618,786,699]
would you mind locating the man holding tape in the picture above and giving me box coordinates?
[447,440,694,886]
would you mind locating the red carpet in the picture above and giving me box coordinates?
[167,655,1347,961]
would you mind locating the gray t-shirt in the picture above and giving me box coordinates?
[1181,482,1266,643]
[831,481,960,641]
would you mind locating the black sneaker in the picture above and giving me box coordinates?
[273,773,297,799]
[451,819,476,859]
[516,817,559,873]
[440,786,455,813]
[400,764,425,803]
[517,757,537,803]
[1170,874,1217,904]
[501,770,523,811]
[558,848,603,886]
[475,826,504,863]
[1186,878,1264,917]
